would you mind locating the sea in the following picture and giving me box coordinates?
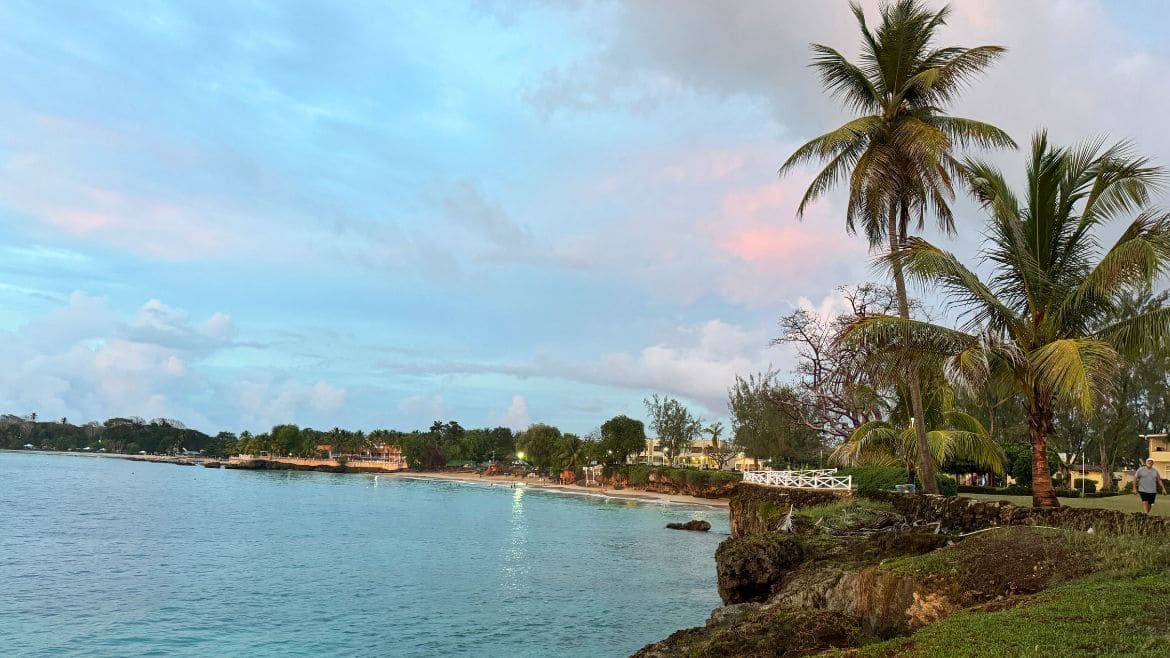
[0,452,728,657]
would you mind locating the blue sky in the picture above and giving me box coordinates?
[2,1,1169,435]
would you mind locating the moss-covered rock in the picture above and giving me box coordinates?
[715,531,805,604]
[730,483,851,537]
[632,606,862,658]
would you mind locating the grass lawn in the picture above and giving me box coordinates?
[845,527,1170,657]
[964,492,1170,516]
[852,570,1170,657]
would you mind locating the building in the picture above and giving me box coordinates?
[1055,464,1130,492]
[1143,434,1170,480]
[632,438,760,471]
[317,442,405,465]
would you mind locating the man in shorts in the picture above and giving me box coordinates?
[1133,458,1167,514]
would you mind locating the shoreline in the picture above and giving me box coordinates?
[3,449,730,509]
[387,470,730,509]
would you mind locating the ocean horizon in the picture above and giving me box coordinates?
[0,451,726,657]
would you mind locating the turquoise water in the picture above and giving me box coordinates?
[0,452,726,657]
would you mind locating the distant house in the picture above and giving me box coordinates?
[631,438,758,471]
[23,443,34,450]
[316,443,404,465]
[1057,464,1129,491]
[1146,434,1170,467]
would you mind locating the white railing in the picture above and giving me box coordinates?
[743,469,852,490]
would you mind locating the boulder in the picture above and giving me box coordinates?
[666,519,711,532]
[715,531,805,604]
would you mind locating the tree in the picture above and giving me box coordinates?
[832,378,1005,476]
[848,132,1170,506]
[401,430,444,470]
[704,421,738,470]
[430,421,466,464]
[599,415,647,464]
[773,284,899,441]
[728,372,823,467]
[644,395,702,466]
[555,433,592,473]
[779,0,1014,493]
[517,423,562,471]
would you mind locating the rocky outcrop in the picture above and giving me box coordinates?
[665,520,711,531]
[765,563,954,635]
[637,485,1159,657]
[875,491,1170,536]
[633,606,860,658]
[730,483,851,537]
[715,531,805,604]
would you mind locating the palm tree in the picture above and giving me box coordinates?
[847,132,1170,506]
[831,378,1005,476]
[779,0,1014,493]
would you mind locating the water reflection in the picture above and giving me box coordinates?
[500,485,529,592]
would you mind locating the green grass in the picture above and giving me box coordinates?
[965,492,1170,516]
[832,526,1170,657]
[850,570,1170,657]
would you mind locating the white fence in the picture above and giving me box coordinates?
[742,469,852,490]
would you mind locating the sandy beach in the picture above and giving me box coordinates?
[387,470,730,509]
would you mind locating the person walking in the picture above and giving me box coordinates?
[1133,459,1167,514]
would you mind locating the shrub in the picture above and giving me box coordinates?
[1053,488,1081,498]
[625,464,650,486]
[838,465,909,498]
[1073,478,1098,494]
[935,475,958,497]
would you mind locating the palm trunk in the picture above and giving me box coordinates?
[1028,396,1060,507]
[1098,433,1113,492]
[890,201,939,494]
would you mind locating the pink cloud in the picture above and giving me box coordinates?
[712,179,868,269]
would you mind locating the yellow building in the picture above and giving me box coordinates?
[1058,465,1130,492]
[1146,434,1170,473]
[633,438,759,471]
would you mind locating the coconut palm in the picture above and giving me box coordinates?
[846,132,1170,507]
[831,378,1005,475]
[779,0,1014,493]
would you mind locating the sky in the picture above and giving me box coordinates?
[2,0,1170,436]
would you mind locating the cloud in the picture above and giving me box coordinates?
[435,178,593,268]
[0,292,345,433]
[234,376,348,429]
[525,0,854,129]
[121,298,236,352]
[490,394,530,431]
[0,294,215,427]
[379,319,777,417]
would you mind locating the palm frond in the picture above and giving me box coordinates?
[809,44,880,113]
[1028,338,1121,414]
[1097,306,1170,357]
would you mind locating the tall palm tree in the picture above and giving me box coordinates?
[831,377,1005,476]
[847,132,1170,507]
[779,0,1014,493]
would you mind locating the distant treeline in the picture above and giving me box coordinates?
[0,414,656,473]
[0,414,215,455]
[1,389,813,474]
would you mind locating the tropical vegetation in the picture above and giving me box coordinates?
[778,0,1015,492]
[846,132,1170,506]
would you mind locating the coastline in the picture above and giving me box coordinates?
[3,450,729,509]
[386,470,730,509]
